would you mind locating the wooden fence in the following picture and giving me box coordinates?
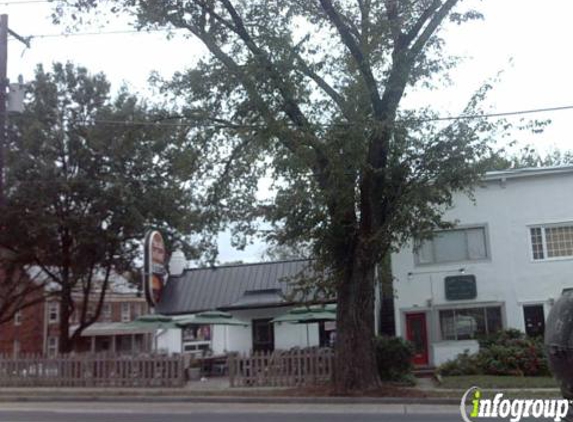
[0,354,186,387]
[228,348,333,387]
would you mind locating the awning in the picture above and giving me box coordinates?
[70,322,156,337]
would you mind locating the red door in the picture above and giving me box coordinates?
[406,313,429,366]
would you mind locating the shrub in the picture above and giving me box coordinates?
[437,351,480,376]
[374,336,414,382]
[437,330,550,377]
[477,335,550,377]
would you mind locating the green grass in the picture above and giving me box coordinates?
[437,375,559,390]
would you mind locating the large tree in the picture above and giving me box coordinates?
[56,1,498,391]
[0,63,201,353]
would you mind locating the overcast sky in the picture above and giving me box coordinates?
[2,0,572,263]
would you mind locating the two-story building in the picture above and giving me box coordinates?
[0,272,152,356]
[392,166,573,367]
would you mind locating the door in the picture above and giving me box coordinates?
[406,312,429,366]
[523,304,545,338]
[252,318,275,352]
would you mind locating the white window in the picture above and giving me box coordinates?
[530,224,573,260]
[14,310,22,326]
[440,306,502,341]
[416,227,488,265]
[48,302,59,324]
[102,303,112,321]
[121,303,131,322]
[47,336,58,357]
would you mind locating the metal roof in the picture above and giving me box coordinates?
[156,259,316,315]
[484,165,573,182]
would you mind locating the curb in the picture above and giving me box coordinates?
[0,395,461,405]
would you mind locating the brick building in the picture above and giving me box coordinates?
[0,275,152,356]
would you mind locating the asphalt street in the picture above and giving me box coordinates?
[0,402,550,422]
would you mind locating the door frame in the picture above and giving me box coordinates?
[405,312,429,366]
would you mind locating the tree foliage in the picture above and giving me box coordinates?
[54,0,505,391]
[486,145,573,170]
[0,63,201,352]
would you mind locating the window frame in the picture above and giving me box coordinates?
[529,222,573,262]
[121,302,131,322]
[47,336,58,357]
[414,224,491,267]
[47,302,60,324]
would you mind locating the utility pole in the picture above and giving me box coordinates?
[0,14,7,208]
[0,15,30,208]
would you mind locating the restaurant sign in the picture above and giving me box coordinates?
[143,230,167,307]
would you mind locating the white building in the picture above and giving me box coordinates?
[392,166,573,367]
[155,260,335,355]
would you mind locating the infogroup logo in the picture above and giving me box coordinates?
[460,387,570,422]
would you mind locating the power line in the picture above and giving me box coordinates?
[8,27,180,41]
[0,0,49,5]
[84,105,573,129]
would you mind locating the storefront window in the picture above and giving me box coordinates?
[440,306,502,340]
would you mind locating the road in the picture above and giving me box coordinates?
[0,402,550,422]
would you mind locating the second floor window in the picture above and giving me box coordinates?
[415,226,488,265]
[48,302,60,324]
[530,224,573,260]
[102,303,112,321]
[121,303,131,322]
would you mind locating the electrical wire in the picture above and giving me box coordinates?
[81,105,573,129]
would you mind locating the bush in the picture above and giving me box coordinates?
[438,351,480,376]
[374,336,414,382]
[437,330,550,377]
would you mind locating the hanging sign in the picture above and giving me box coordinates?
[143,230,167,307]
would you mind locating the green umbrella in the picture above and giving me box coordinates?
[128,314,180,352]
[130,314,180,329]
[271,305,336,346]
[174,310,248,327]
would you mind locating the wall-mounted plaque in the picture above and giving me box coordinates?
[445,275,477,301]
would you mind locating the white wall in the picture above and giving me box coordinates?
[155,328,182,354]
[392,170,573,365]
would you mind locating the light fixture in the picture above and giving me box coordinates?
[459,268,466,274]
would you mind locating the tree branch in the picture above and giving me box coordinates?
[318,0,382,118]
[409,0,459,57]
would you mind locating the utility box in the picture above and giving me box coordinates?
[7,80,25,113]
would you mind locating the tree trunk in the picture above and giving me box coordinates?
[333,254,380,393]
[58,286,74,354]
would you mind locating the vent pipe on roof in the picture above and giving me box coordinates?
[168,249,187,277]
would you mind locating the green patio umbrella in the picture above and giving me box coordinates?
[271,304,336,346]
[128,314,180,352]
[131,314,179,329]
[174,310,248,327]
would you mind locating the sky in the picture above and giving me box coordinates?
[2,0,573,263]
